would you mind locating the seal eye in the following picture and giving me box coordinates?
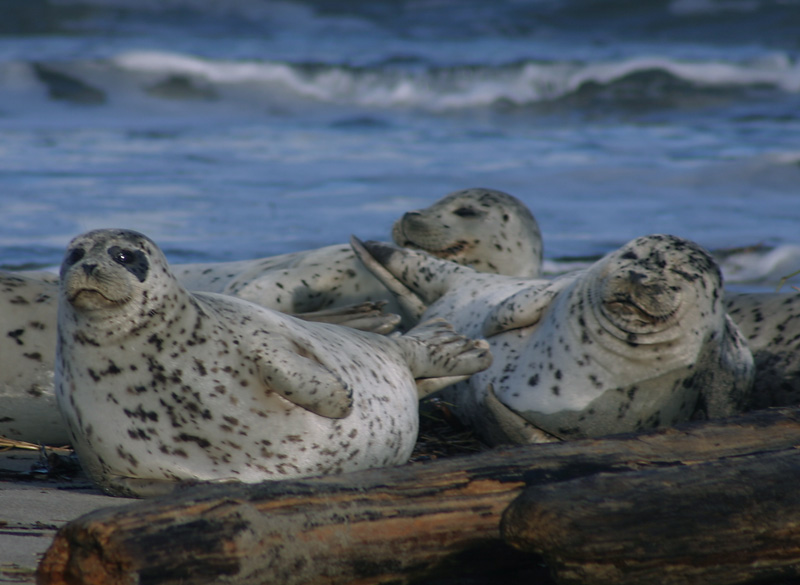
[108,246,149,283]
[453,207,479,218]
[64,248,85,267]
[110,247,136,265]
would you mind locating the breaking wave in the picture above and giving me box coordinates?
[9,50,800,113]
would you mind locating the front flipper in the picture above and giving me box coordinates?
[398,318,492,397]
[293,301,401,335]
[350,236,430,323]
[260,350,353,419]
[482,279,565,337]
[484,384,562,444]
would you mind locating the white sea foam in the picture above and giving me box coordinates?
[720,245,800,287]
[106,50,800,112]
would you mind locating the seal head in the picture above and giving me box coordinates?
[392,188,543,278]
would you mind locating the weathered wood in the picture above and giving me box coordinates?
[502,447,800,585]
[38,407,800,585]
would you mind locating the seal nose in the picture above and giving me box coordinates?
[82,262,98,276]
[627,270,646,284]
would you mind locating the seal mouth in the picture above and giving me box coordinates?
[604,293,679,328]
[402,239,469,259]
[69,288,127,309]
[598,271,682,336]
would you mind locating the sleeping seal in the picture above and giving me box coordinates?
[173,188,543,321]
[54,229,491,497]
[352,234,754,445]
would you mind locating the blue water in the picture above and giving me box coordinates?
[1,0,799,290]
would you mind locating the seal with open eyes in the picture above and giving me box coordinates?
[55,228,491,497]
[352,234,754,445]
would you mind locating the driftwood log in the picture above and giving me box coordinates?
[502,447,800,585]
[38,406,800,585]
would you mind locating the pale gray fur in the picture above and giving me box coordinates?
[0,272,65,444]
[725,291,800,408]
[55,229,491,497]
[353,234,754,446]
[173,188,543,324]
[0,188,534,444]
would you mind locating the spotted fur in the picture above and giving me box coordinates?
[55,229,491,497]
[725,291,800,408]
[353,234,755,445]
[0,271,64,444]
[173,188,542,325]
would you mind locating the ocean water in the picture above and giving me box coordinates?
[1,0,799,291]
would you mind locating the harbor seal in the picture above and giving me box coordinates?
[0,271,66,445]
[55,228,492,497]
[725,291,800,408]
[173,188,543,323]
[352,234,754,445]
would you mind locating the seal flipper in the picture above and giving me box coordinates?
[258,350,354,419]
[695,314,755,419]
[482,278,567,337]
[397,318,492,398]
[350,236,429,322]
[293,301,401,335]
[484,384,562,444]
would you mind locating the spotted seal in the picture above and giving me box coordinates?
[725,291,800,408]
[0,271,66,444]
[55,229,492,497]
[173,188,542,323]
[352,234,754,445]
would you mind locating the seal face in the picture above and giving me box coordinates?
[392,188,542,278]
[173,188,543,319]
[353,234,755,445]
[55,229,490,497]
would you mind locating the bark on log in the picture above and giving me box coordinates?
[502,448,800,585]
[38,407,800,585]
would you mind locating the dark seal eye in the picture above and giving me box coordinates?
[111,247,135,264]
[64,247,85,267]
[453,207,479,218]
[108,246,149,282]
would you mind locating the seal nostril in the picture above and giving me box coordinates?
[82,263,98,276]
[628,270,646,283]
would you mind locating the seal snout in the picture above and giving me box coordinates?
[600,265,682,334]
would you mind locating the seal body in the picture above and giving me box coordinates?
[173,188,543,322]
[353,234,755,445]
[0,271,66,444]
[725,291,800,408]
[55,229,490,497]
